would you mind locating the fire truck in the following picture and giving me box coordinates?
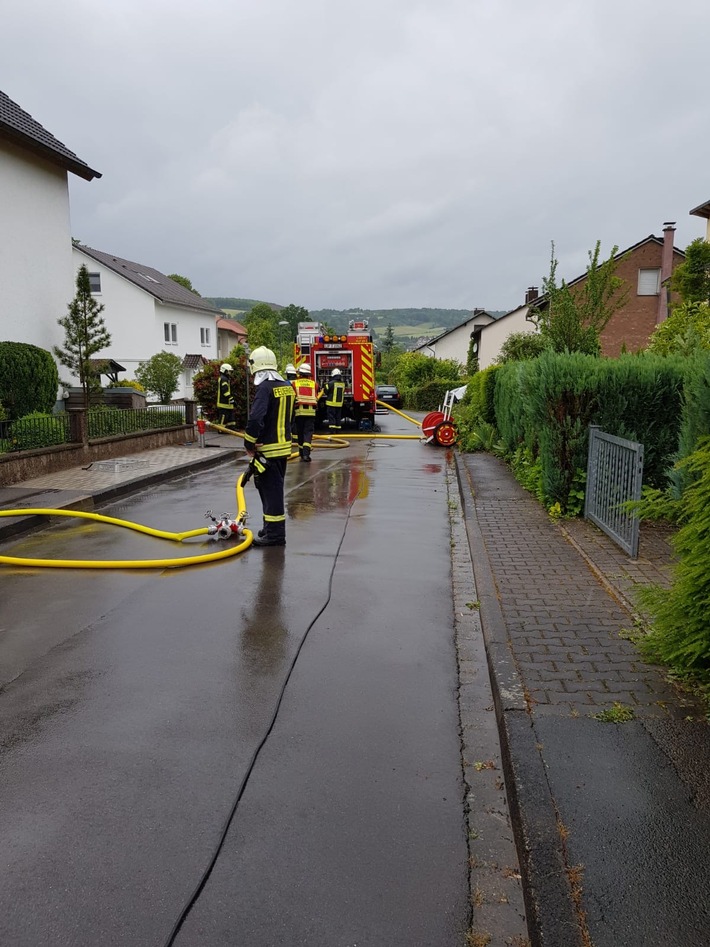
[294,320,379,428]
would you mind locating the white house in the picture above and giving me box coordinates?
[414,309,496,365]
[0,89,100,354]
[73,245,223,399]
[477,289,540,369]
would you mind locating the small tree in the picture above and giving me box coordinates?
[646,301,710,357]
[497,331,547,364]
[167,273,200,296]
[669,238,710,305]
[135,351,184,402]
[54,264,112,408]
[244,302,278,350]
[534,241,627,355]
[382,323,396,354]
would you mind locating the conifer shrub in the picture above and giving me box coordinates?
[639,439,710,683]
[0,342,59,419]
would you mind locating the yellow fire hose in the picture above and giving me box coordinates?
[0,403,427,569]
[0,474,254,569]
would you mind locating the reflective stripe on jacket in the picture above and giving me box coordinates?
[217,376,233,410]
[325,380,345,408]
[243,379,295,458]
[294,378,318,416]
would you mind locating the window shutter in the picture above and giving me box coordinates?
[637,268,660,295]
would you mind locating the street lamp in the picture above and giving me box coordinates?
[278,320,289,364]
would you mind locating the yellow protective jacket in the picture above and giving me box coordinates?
[294,378,318,417]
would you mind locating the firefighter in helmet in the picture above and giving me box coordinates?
[243,346,295,546]
[323,368,345,432]
[293,363,318,461]
[216,362,236,429]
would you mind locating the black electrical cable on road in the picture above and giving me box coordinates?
[162,465,368,947]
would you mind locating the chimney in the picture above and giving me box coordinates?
[525,286,539,305]
[657,222,676,324]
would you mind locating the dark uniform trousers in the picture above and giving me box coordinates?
[254,456,288,542]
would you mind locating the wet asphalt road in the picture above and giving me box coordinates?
[0,416,469,946]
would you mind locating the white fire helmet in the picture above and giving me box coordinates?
[298,363,312,375]
[331,368,342,377]
[248,346,278,374]
[285,363,297,377]
[220,363,234,373]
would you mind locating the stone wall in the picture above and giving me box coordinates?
[0,426,195,487]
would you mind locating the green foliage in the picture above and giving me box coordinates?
[534,241,627,355]
[0,401,5,422]
[54,264,112,409]
[135,351,184,402]
[497,331,547,364]
[458,420,504,454]
[111,379,145,391]
[494,352,685,511]
[646,301,710,357]
[10,412,67,451]
[244,302,278,350]
[671,352,710,497]
[192,348,250,426]
[639,439,710,682]
[86,406,184,437]
[382,323,396,354]
[669,237,710,304]
[0,341,59,419]
[404,380,456,411]
[167,273,200,296]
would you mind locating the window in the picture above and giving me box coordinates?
[164,322,178,344]
[638,268,660,295]
[200,327,211,346]
[88,272,101,294]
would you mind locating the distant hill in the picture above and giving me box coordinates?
[204,302,506,348]
[206,298,282,313]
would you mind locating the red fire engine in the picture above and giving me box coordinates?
[294,320,378,429]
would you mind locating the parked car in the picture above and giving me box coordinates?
[375,385,402,410]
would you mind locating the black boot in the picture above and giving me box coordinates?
[252,533,286,547]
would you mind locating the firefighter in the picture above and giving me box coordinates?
[216,363,236,429]
[243,346,295,547]
[323,368,345,432]
[293,362,318,462]
[284,363,299,448]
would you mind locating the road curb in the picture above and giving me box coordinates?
[454,452,585,947]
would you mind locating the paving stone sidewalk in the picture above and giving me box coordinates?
[459,451,693,720]
[457,450,710,947]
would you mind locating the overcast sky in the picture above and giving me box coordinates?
[3,0,709,311]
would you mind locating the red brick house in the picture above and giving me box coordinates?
[533,223,685,357]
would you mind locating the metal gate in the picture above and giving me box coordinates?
[584,425,644,558]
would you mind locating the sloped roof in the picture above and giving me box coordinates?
[690,199,710,220]
[0,90,100,181]
[182,354,209,371]
[75,245,221,315]
[415,309,496,349]
[216,316,247,335]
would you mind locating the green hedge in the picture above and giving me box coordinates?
[0,342,59,419]
[640,438,710,683]
[9,412,68,451]
[403,379,454,411]
[494,352,687,511]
